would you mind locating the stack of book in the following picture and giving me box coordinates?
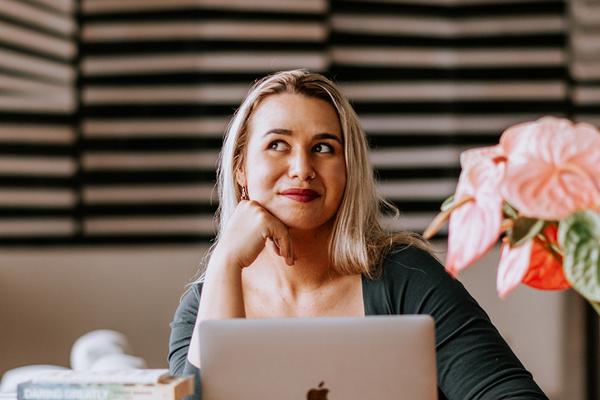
[16,369,194,400]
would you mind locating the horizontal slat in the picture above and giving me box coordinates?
[370,147,464,167]
[83,21,326,42]
[0,0,76,36]
[332,47,565,67]
[80,170,214,186]
[82,152,219,170]
[82,0,327,14]
[0,20,76,60]
[27,0,76,15]
[359,114,543,134]
[377,179,456,199]
[338,0,557,4]
[82,118,227,137]
[0,189,76,207]
[0,94,76,114]
[331,32,564,51]
[82,52,328,75]
[0,218,75,237]
[0,72,69,94]
[332,15,564,37]
[329,65,567,82]
[83,84,248,105]
[342,81,566,101]
[573,86,600,104]
[0,157,75,176]
[0,48,75,83]
[83,203,216,216]
[380,212,444,235]
[571,32,600,56]
[571,62,600,81]
[84,184,216,204]
[81,136,230,152]
[84,215,216,235]
[0,125,74,144]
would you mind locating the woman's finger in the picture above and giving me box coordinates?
[273,226,294,266]
[269,237,281,257]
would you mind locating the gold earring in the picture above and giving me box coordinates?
[241,186,248,200]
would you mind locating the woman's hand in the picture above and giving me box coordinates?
[216,199,295,268]
[189,199,294,367]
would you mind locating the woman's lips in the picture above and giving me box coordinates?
[280,189,320,203]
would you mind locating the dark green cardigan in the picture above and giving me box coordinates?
[168,245,548,400]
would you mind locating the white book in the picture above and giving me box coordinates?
[30,369,171,385]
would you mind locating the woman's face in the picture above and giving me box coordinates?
[238,92,346,230]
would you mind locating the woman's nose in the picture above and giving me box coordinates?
[288,149,316,181]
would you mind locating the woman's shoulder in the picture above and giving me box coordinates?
[188,282,203,300]
[174,282,204,317]
[369,242,478,315]
[378,243,447,281]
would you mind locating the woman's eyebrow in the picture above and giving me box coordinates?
[263,129,342,143]
[314,133,342,144]
[262,128,292,137]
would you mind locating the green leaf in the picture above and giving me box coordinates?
[440,195,455,212]
[510,217,545,247]
[558,210,600,248]
[559,211,600,302]
[502,202,519,219]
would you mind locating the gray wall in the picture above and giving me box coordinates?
[0,242,586,399]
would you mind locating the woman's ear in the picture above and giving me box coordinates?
[235,168,246,187]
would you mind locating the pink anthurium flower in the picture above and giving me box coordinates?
[446,147,505,275]
[500,117,600,221]
[497,239,533,298]
[460,145,506,169]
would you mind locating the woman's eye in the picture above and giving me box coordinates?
[314,143,334,153]
[268,140,287,151]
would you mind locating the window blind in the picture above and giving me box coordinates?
[1,0,590,246]
[0,0,78,245]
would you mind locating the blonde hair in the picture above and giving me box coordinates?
[194,69,432,283]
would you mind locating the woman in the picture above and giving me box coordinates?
[169,69,548,399]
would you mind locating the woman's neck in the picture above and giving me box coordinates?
[251,222,340,299]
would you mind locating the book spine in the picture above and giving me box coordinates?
[17,382,171,400]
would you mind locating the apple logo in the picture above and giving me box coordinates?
[307,381,329,400]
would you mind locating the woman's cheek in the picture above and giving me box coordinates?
[251,168,280,197]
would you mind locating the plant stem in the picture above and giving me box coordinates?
[535,232,564,258]
[423,196,475,239]
[500,219,514,232]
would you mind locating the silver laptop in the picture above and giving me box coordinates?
[198,315,438,400]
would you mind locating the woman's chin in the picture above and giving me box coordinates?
[275,213,336,232]
[262,200,337,231]
[277,217,324,231]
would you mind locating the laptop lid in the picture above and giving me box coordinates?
[198,315,438,400]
